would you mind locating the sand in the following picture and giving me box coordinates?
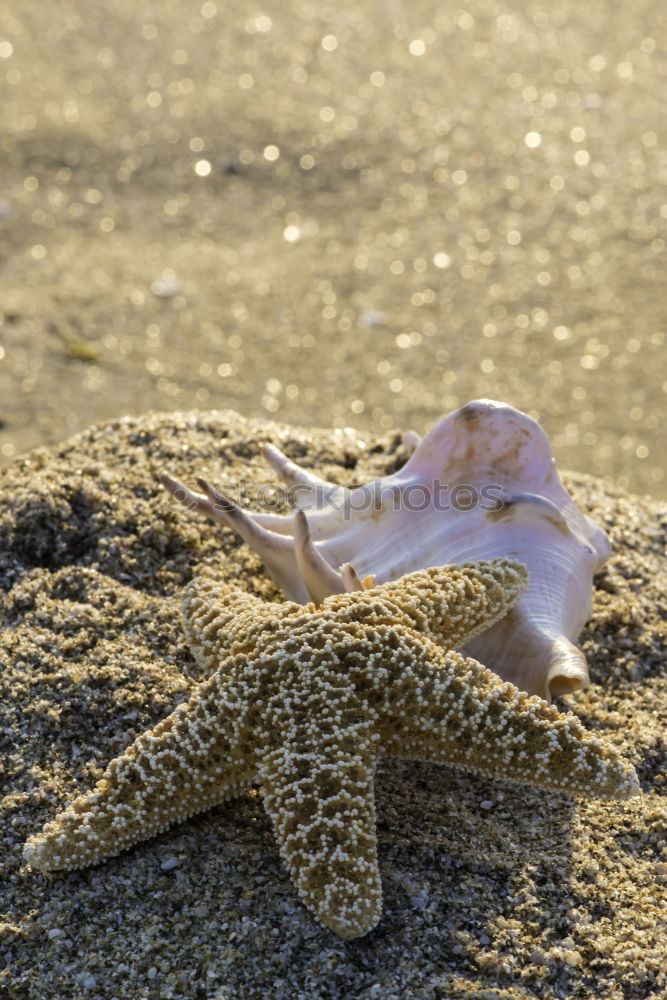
[1,0,666,499]
[1,409,665,1000]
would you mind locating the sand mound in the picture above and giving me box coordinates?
[1,410,665,1000]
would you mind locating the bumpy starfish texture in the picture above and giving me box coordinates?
[23,559,639,939]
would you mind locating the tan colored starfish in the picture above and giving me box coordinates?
[23,559,639,939]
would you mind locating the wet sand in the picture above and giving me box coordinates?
[1,410,665,1000]
[1,0,666,497]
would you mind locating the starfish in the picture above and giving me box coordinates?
[23,559,639,939]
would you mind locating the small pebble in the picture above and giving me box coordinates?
[160,857,180,871]
[480,800,494,810]
[530,949,550,965]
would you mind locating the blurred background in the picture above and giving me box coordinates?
[1,0,665,496]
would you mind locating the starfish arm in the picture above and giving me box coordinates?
[258,715,382,940]
[180,556,522,676]
[180,577,308,670]
[23,670,257,872]
[371,558,529,650]
[375,638,639,801]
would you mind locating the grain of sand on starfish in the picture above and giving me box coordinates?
[23,559,638,940]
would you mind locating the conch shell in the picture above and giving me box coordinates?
[161,400,611,702]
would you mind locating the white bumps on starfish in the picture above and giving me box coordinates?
[23,559,639,939]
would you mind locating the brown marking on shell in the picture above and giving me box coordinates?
[457,402,484,427]
[486,493,572,537]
